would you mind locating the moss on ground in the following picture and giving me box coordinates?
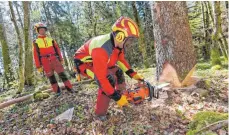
[187,111,228,135]
[211,65,222,70]
[33,91,50,101]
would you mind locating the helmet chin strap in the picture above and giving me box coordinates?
[38,33,46,36]
[123,41,127,52]
[122,37,129,52]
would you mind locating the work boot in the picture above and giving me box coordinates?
[55,87,61,97]
[95,115,107,122]
[66,86,74,93]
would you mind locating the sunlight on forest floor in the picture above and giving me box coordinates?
[0,65,228,134]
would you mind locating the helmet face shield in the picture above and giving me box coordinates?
[37,27,47,35]
[123,37,138,49]
[34,23,47,33]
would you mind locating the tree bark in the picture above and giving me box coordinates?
[226,1,228,18]
[132,1,149,68]
[9,1,25,93]
[201,2,210,61]
[211,1,223,65]
[207,2,228,62]
[42,1,55,37]
[152,1,196,87]
[203,2,211,61]
[144,1,155,61]
[207,1,214,24]
[61,45,71,71]
[13,1,24,29]
[0,8,14,85]
[215,2,228,61]
[23,1,34,86]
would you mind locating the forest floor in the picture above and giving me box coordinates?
[0,65,228,135]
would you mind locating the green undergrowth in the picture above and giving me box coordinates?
[187,111,228,135]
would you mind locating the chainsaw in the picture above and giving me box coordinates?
[123,80,170,104]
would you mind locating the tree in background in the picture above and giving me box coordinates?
[142,1,155,65]
[211,1,227,66]
[9,1,25,94]
[0,1,228,92]
[0,8,14,86]
[152,1,196,87]
[201,2,211,61]
[132,1,149,68]
[13,1,23,29]
[23,1,34,85]
[188,2,206,61]
[187,2,228,63]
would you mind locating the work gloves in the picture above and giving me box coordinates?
[73,66,82,82]
[116,95,128,107]
[60,60,64,65]
[109,91,128,107]
[37,67,43,73]
[133,73,144,81]
[76,74,81,82]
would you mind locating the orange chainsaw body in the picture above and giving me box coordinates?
[123,81,156,104]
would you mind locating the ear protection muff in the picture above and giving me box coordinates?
[115,32,125,43]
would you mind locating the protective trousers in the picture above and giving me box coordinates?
[95,66,126,116]
[75,58,126,116]
[41,55,72,92]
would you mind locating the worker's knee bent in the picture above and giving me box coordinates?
[48,75,57,84]
[58,72,68,82]
[106,74,115,88]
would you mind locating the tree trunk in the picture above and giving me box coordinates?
[0,9,14,86]
[68,58,74,72]
[226,1,228,17]
[211,1,223,65]
[23,1,34,86]
[201,2,210,61]
[203,2,211,61]
[132,1,149,68]
[93,18,97,37]
[207,2,228,62]
[216,2,228,61]
[9,1,25,93]
[224,1,228,50]
[207,1,214,24]
[114,2,122,18]
[13,1,24,29]
[42,1,54,37]
[152,1,196,87]
[61,45,71,71]
[144,1,155,60]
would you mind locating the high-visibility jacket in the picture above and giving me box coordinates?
[33,35,63,68]
[74,33,137,95]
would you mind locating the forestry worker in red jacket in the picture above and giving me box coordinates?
[33,23,73,96]
[74,17,144,117]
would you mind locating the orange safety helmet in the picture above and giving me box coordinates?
[112,16,140,42]
[34,23,47,33]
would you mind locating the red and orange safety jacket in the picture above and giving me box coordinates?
[74,33,137,95]
[33,35,63,68]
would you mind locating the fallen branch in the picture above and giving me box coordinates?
[196,120,228,133]
[0,79,93,109]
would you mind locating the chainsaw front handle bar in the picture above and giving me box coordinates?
[142,80,159,100]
